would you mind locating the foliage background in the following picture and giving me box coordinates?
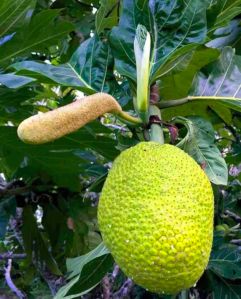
[0,0,241,298]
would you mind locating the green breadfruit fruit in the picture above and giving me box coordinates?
[17,93,122,144]
[98,142,214,294]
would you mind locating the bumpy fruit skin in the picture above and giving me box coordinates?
[98,142,214,294]
[17,93,122,144]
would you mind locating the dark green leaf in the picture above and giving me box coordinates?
[67,242,109,279]
[0,122,119,190]
[0,0,36,37]
[13,60,95,93]
[0,86,36,124]
[0,9,74,66]
[0,196,16,237]
[209,245,241,279]
[96,0,119,34]
[55,242,113,299]
[175,116,228,185]
[22,205,62,275]
[209,271,241,299]
[159,46,220,100]
[13,35,120,94]
[65,254,113,297]
[42,203,69,254]
[109,0,207,83]
[207,0,241,34]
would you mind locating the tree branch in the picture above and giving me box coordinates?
[4,259,26,299]
[113,278,134,299]
[0,253,26,260]
[223,210,241,222]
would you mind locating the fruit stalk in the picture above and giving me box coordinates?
[149,105,165,145]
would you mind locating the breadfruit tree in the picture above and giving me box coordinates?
[0,0,241,298]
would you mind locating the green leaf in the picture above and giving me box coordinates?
[0,196,16,237]
[190,47,241,113]
[0,73,35,88]
[0,86,36,124]
[207,0,241,34]
[54,275,82,299]
[95,0,119,34]
[0,122,119,190]
[109,0,207,83]
[13,35,120,94]
[22,205,62,275]
[175,116,228,185]
[54,243,113,299]
[67,242,109,279]
[0,0,36,37]
[209,245,241,280]
[209,271,241,299]
[162,47,241,119]
[206,20,241,51]
[0,9,74,66]
[159,46,220,100]
[42,203,69,254]
[13,60,94,93]
[149,0,207,82]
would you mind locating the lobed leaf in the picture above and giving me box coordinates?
[12,35,120,94]
[0,9,74,66]
[109,0,207,83]
[175,116,228,185]
[0,0,36,37]
[55,242,113,299]
[0,122,119,190]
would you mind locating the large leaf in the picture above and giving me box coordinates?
[0,73,35,88]
[66,242,110,279]
[207,19,241,53]
[51,0,97,40]
[207,0,241,34]
[12,35,120,94]
[209,246,241,280]
[0,9,74,66]
[0,122,119,190]
[190,47,241,112]
[162,47,241,120]
[159,46,220,100]
[175,116,228,185]
[0,86,37,124]
[55,242,113,299]
[95,0,119,34]
[209,271,241,299]
[0,0,36,37]
[109,0,207,83]
[22,205,62,275]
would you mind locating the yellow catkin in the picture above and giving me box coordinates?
[17,93,122,144]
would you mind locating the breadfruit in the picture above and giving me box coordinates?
[98,142,214,294]
[17,93,122,144]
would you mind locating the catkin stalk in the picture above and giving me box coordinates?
[18,93,123,144]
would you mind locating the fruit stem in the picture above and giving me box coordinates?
[117,111,142,126]
[149,105,165,144]
[179,290,188,299]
